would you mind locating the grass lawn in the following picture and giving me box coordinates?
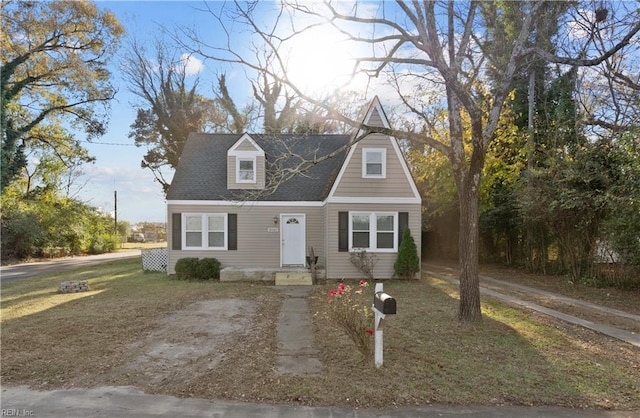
[1,258,638,410]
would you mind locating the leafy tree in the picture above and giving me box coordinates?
[602,133,640,268]
[0,205,44,259]
[478,102,527,266]
[1,182,119,259]
[0,0,123,189]
[475,2,640,283]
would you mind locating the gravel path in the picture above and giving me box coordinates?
[424,264,640,348]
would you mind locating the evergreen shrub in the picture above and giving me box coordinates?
[394,227,419,279]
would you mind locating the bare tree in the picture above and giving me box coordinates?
[564,3,640,135]
[215,73,252,133]
[176,1,640,322]
[121,38,248,193]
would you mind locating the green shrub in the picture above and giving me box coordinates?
[175,257,221,280]
[394,227,420,279]
[197,258,221,280]
[87,233,119,254]
[175,257,200,280]
[1,211,45,259]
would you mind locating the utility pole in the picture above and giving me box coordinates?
[114,190,118,234]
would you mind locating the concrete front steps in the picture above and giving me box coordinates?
[220,267,319,284]
[275,272,313,286]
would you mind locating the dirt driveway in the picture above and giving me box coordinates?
[132,299,256,384]
[84,299,259,390]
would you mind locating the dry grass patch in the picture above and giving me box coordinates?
[305,277,640,409]
[1,258,281,390]
[2,260,638,410]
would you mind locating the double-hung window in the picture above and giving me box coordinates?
[237,157,255,183]
[362,148,386,178]
[351,214,370,248]
[349,212,397,252]
[183,213,227,250]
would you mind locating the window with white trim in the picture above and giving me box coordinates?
[183,213,227,250]
[349,212,397,252]
[236,157,255,183]
[362,148,386,178]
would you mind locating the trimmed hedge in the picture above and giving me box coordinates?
[197,258,221,280]
[175,257,200,280]
[175,257,221,280]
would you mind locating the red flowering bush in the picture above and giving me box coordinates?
[323,280,374,359]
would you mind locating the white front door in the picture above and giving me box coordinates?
[281,214,305,266]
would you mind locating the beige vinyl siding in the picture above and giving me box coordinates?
[333,136,415,198]
[323,204,329,269]
[234,138,259,152]
[167,204,324,274]
[365,107,385,127]
[325,202,421,279]
[226,155,266,190]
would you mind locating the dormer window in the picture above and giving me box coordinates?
[237,157,255,183]
[362,148,386,178]
[228,134,264,189]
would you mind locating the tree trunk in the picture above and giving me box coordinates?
[457,165,483,322]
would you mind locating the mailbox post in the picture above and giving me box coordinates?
[372,283,396,368]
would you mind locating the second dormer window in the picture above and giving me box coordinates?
[237,158,255,183]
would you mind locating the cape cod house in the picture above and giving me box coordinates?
[166,97,421,280]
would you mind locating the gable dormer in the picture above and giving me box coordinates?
[327,97,421,201]
[360,97,389,129]
[227,133,265,190]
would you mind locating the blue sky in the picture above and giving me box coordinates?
[79,1,258,223]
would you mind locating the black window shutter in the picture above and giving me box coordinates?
[398,212,409,247]
[228,213,237,250]
[338,211,348,252]
[171,213,182,250]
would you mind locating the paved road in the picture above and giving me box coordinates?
[2,385,635,418]
[0,251,141,282]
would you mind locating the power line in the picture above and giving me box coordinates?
[79,140,137,147]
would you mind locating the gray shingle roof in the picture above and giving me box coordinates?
[166,133,351,201]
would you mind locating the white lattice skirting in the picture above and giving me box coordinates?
[142,248,167,272]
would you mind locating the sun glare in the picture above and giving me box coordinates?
[284,25,359,95]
